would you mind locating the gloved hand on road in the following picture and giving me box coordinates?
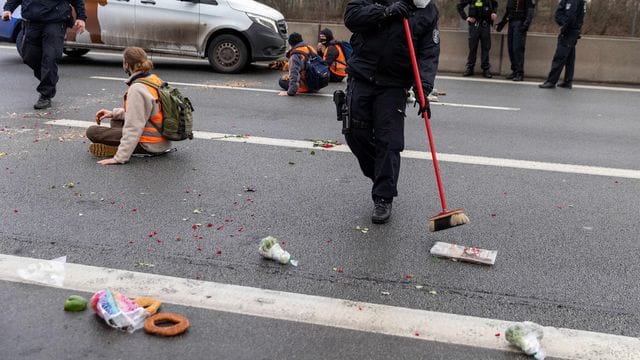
[384,0,413,19]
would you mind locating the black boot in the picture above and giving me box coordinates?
[371,198,393,224]
[34,95,51,110]
[512,74,524,82]
[482,70,493,79]
[539,81,556,89]
[505,72,516,80]
[462,67,474,77]
[557,81,572,89]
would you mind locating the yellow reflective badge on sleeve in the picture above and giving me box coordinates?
[475,1,483,7]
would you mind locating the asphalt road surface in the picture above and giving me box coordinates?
[1,44,640,360]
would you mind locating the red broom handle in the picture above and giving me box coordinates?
[403,18,448,212]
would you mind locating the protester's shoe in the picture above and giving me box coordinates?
[538,81,556,89]
[512,74,524,82]
[462,68,474,77]
[482,70,493,79]
[33,96,51,110]
[505,72,516,80]
[371,198,393,224]
[557,81,572,89]
[89,143,118,157]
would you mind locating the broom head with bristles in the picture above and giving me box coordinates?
[428,209,470,232]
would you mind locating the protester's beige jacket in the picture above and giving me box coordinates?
[112,73,171,163]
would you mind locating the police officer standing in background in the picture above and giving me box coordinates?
[343,0,440,224]
[2,0,86,109]
[497,0,535,81]
[457,0,498,78]
[539,0,586,89]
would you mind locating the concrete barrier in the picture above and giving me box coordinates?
[287,22,640,85]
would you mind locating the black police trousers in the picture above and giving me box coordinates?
[20,21,66,99]
[507,20,528,76]
[545,30,580,84]
[345,77,406,201]
[467,22,491,71]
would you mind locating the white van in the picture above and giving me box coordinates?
[8,0,288,73]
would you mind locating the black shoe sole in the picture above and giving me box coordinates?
[371,216,390,224]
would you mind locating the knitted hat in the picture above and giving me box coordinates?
[288,33,303,46]
[319,28,334,42]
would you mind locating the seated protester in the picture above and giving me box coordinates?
[278,33,317,96]
[86,47,172,165]
[316,28,347,83]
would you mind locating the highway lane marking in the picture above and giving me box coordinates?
[436,75,640,93]
[1,253,638,360]
[90,76,520,111]
[1,45,639,94]
[47,119,640,180]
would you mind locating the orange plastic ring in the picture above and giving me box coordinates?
[144,313,190,337]
[134,297,161,315]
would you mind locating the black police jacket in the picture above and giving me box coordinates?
[344,0,440,93]
[555,0,585,33]
[506,0,535,23]
[457,0,498,22]
[4,0,87,24]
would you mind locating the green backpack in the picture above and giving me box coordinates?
[134,78,194,141]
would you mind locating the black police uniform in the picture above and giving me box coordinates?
[457,0,498,75]
[505,0,535,80]
[3,0,87,101]
[344,0,440,206]
[542,0,585,87]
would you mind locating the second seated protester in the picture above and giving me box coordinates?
[316,28,347,83]
[86,47,172,165]
[278,32,317,96]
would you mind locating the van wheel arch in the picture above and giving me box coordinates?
[205,31,251,74]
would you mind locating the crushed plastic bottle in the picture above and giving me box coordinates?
[505,321,545,360]
[259,236,298,266]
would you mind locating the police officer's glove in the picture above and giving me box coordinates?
[522,21,530,32]
[414,98,431,119]
[384,0,412,18]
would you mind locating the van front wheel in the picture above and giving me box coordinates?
[207,34,248,73]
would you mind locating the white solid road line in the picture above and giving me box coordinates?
[1,45,639,93]
[1,254,638,360]
[89,76,520,111]
[47,119,640,180]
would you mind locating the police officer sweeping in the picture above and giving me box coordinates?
[539,0,586,89]
[342,0,440,224]
[496,0,535,81]
[2,0,87,109]
[457,0,498,78]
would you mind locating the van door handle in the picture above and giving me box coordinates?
[114,0,129,2]
[140,0,156,4]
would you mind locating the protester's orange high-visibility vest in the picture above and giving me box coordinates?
[324,43,347,78]
[290,45,318,93]
[123,74,165,144]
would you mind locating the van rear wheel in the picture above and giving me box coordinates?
[207,34,248,74]
[63,48,91,58]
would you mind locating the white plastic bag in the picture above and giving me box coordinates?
[259,236,298,266]
[91,289,148,333]
[17,255,66,287]
[505,321,545,360]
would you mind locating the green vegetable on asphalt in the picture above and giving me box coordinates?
[64,295,88,312]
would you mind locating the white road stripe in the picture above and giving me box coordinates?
[46,119,640,180]
[436,75,640,93]
[2,45,639,93]
[89,76,520,111]
[1,254,638,360]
